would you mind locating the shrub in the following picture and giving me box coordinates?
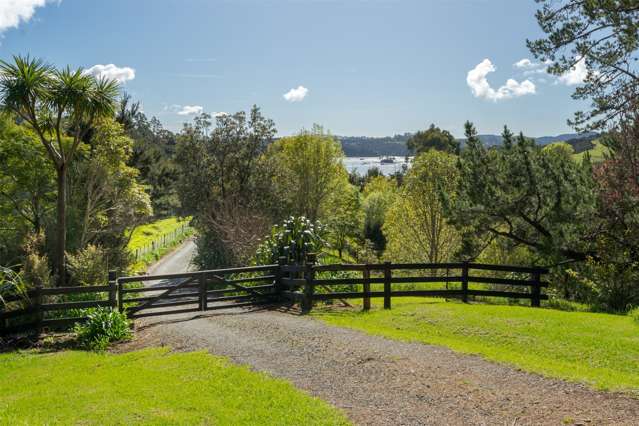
[0,266,28,308]
[73,307,132,351]
[67,244,108,286]
[630,307,639,324]
[21,232,52,288]
[254,216,326,265]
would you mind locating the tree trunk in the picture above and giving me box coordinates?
[55,165,67,286]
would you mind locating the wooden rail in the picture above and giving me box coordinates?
[2,258,549,335]
[280,256,549,313]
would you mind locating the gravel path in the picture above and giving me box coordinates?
[121,242,639,425]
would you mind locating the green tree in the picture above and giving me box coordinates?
[267,125,347,222]
[68,117,152,261]
[175,106,277,267]
[325,182,364,259]
[0,56,119,284]
[407,124,459,155]
[0,115,55,264]
[383,150,460,264]
[445,122,597,263]
[528,1,639,130]
[361,176,396,252]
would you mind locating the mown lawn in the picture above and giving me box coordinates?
[0,348,349,425]
[313,298,639,393]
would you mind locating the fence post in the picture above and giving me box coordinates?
[33,283,43,334]
[117,276,124,313]
[199,273,207,311]
[531,269,541,307]
[108,270,117,310]
[383,261,391,310]
[363,265,371,311]
[302,253,316,314]
[461,261,469,303]
[275,256,287,299]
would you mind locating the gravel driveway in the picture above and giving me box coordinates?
[121,241,639,425]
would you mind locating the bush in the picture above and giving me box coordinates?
[630,307,639,324]
[67,244,108,286]
[73,307,132,351]
[0,266,28,308]
[254,216,326,265]
[21,232,52,288]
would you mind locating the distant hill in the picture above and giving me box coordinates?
[337,132,598,157]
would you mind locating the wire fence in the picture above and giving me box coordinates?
[131,224,192,261]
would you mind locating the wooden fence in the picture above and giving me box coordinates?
[1,257,548,335]
[279,255,549,313]
[0,272,118,335]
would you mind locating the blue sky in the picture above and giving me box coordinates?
[1,0,587,137]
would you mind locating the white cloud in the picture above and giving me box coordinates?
[283,85,308,102]
[84,64,135,83]
[558,58,588,86]
[213,111,228,118]
[467,59,536,101]
[514,58,535,69]
[176,105,203,116]
[0,0,53,33]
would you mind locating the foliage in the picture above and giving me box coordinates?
[324,183,363,259]
[445,123,597,264]
[267,124,348,222]
[66,244,108,287]
[384,150,459,263]
[315,298,639,392]
[176,106,277,268]
[406,123,459,155]
[0,114,54,265]
[255,216,326,265]
[0,56,120,284]
[68,117,152,264]
[0,266,28,308]
[362,176,397,252]
[629,307,639,324]
[119,94,180,216]
[21,232,52,288]
[528,1,639,130]
[0,348,350,425]
[73,307,132,351]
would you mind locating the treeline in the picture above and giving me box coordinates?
[170,105,638,313]
[0,57,179,291]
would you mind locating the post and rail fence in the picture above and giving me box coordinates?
[1,255,548,336]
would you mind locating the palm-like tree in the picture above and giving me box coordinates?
[0,55,119,285]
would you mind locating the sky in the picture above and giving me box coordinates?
[0,0,589,137]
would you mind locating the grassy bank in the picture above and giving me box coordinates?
[127,217,193,274]
[0,347,349,425]
[313,298,639,393]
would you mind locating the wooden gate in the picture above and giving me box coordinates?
[116,264,279,319]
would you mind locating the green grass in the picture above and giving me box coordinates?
[127,217,191,251]
[573,140,609,162]
[127,217,193,274]
[0,348,350,425]
[313,298,639,393]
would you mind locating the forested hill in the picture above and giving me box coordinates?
[337,132,598,156]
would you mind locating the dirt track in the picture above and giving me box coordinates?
[121,241,639,425]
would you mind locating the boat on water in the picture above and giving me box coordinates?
[380,156,395,164]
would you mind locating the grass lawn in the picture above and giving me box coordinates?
[0,347,349,425]
[313,298,639,393]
